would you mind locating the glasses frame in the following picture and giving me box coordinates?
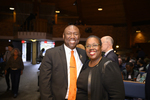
[85,44,100,49]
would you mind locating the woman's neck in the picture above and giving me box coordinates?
[89,56,102,67]
[14,55,18,59]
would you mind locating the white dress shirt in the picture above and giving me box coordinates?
[64,44,83,99]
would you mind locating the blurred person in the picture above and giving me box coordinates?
[39,25,87,100]
[137,59,146,71]
[5,48,24,98]
[118,57,125,71]
[38,48,45,62]
[144,57,150,72]
[0,53,4,76]
[101,36,119,65]
[76,44,85,50]
[118,54,121,58]
[76,35,125,100]
[122,62,140,81]
[3,44,14,91]
[145,63,150,100]
[129,58,136,65]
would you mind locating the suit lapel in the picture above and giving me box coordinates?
[58,45,68,84]
[76,48,84,63]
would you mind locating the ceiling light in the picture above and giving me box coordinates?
[136,30,141,33]
[116,45,119,49]
[8,40,11,42]
[31,39,36,42]
[55,10,60,14]
[9,7,14,10]
[98,6,103,11]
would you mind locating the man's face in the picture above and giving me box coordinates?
[63,25,80,49]
[8,46,13,51]
[101,38,108,52]
[126,65,133,72]
[14,49,19,56]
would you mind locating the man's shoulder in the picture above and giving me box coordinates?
[107,50,117,57]
[76,47,86,52]
[46,45,62,52]
[108,50,116,54]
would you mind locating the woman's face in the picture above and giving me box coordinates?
[14,50,19,56]
[85,37,101,60]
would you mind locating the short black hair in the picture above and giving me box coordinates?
[8,44,14,48]
[86,35,102,46]
[138,59,144,64]
[126,62,133,67]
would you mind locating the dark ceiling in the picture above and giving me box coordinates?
[0,0,150,26]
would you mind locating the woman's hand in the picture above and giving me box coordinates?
[5,70,7,75]
[21,70,23,75]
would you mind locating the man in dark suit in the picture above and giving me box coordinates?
[145,63,150,100]
[39,25,87,100]
[101,36,119,65]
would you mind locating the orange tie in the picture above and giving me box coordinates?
[68,50,77,100]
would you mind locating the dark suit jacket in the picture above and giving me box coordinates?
[105,50,119,65]
[145,63,150,100]
[39,44,87,100]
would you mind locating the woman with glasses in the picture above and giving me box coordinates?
[76,35,125,100]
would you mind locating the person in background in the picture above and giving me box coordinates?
[144,57,150,72]
[145,62,150,100]
[38,48,45,62]
[76,44,85,50]
[37,48,45,91]
[118,57,124,71]
[3,44,14,91]
[5,48,24,98]
[137,59,146,71]
[0,53,4,76]
[122,62,140,81]
[39,25,87,100]
[101,36,119,65]
[76,35,125,100]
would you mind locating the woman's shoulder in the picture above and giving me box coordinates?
[82,59,90,70]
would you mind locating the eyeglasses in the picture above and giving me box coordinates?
[85,44,100,49]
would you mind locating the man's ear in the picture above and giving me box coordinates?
[63,33,64,39]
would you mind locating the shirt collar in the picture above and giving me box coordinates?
[64,44,76,54]
[105,49,113,56]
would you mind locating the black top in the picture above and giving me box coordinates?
[77,60,94,100]
[77,57,125,100]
